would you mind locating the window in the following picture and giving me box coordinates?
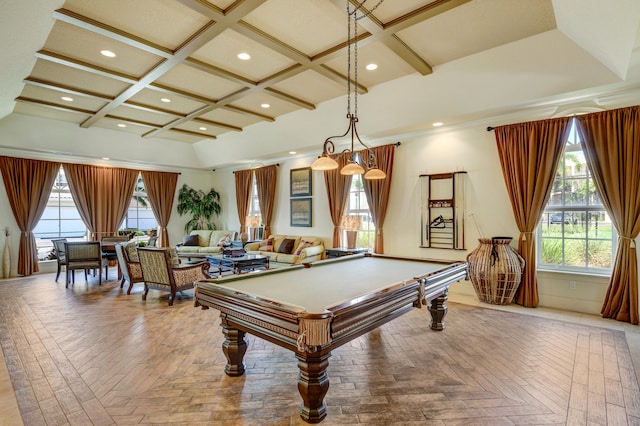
[344,175,375,251]
[537,120,615,274]
[33,167,87,260]
[120,174,158,234]
[246,173,263,240]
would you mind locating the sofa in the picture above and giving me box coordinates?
[175,229,237,255]
[244,234,325,265]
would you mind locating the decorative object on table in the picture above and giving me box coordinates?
[466,236,525,305]
[290,167,312,197]
[176,184,222,233]
[3,227,10,279]
[240,231,249,245]
[420,171,466,250]
[223,247,247,257]
[290,198,312,227]
[310,2,386,180]
[245,215,262,240]
[341,215,362,249]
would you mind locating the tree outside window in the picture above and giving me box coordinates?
[345,175,375,251]
[538,121,615,274]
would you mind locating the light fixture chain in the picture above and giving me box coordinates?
[346,1,352,117]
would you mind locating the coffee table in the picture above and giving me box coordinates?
[207,254,269,275]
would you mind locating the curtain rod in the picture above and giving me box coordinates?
[486,127,494,131]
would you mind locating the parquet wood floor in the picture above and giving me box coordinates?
[0,272,639,425]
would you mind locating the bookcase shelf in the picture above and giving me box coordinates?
[420,171,466,250]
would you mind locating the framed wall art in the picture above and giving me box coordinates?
[290,198,312,227]
[290,167,312,197]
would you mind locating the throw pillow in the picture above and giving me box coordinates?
[216,233,233,247]
[294,239,315,255]
[182,234,199,246]
[125,242,139,262]
[277,238,297,254]
[258,237,274,252]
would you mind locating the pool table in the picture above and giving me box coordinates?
[194,253,467,423]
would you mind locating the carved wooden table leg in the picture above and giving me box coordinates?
[296,352,331,423]
[221,322,247,376]
[429,288,448,331]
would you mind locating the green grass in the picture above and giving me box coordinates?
[540,223,613,269]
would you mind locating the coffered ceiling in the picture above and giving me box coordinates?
[2,0,640,171]
[6,0,561,144]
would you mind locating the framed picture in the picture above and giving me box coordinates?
[290,197,312,227]
[290,167,312,197]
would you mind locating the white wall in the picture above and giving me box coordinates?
[1,117,637,317]
[213,123,634,316]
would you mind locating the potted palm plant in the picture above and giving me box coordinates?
[176,184,222,233]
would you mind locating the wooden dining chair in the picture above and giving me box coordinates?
[64,241,107,288]
[51,238,67,282]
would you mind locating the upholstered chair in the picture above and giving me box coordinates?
[137,247,210,306]
[115,242,144,295]
[64,241,107,288]
[101,235,130,278]
[51,238,67,282]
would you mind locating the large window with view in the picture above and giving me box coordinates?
[345,175,374,251]
[537,121,615,274]
[246,174,263,240]
[33,167,87,260]
[120,174,158,242]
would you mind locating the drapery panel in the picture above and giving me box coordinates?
[323,155,353,247]
[141,170,179,248]
[576,106,640,324]
[361,144,396,253]
[255,165,277,238]
[234,169,253,236]
[494,117,572,307]
[0,156,59,276]
[63,164,138,241]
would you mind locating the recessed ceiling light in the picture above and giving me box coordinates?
[237,52,251,60]
[366,63,378,71]
[117,123,127,128]
[61,96,73,102]
[160,98,171,103]
[199,127,207,131]
[261,103,270,108]
[102,157,110,161]
[100,50,116,58]
[432,122,444,127]
[289,151,297,155]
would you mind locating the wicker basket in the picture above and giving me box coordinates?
[466,237,525,305]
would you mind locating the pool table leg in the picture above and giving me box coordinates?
[221,323,247,376]
[296,352,330,423]
[429,288,448,331]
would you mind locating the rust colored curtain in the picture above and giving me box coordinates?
[234,169,253,235]
[64,164,138,241]
[494,117,572,307]
[141,170,179,248]
[255,165,277,238]
[323,156,353,247]
[576,106,640,324]
[361,144,396,253]
[0,156,59,276]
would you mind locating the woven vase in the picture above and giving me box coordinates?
[466,237,525,305]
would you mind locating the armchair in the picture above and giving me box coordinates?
[52,238,67,282]
[64,241,107,288]
[115,242,143,295]
[137,247,210,306]
[101,235,130,279]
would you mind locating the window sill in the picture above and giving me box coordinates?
[537,268,610,280]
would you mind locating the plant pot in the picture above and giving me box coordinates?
[466,237,525,305]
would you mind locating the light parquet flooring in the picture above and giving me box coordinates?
[0,273,639,425]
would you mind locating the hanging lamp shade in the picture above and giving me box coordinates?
[311,155,339,170]
[340,162,365,175]
[364,168,386,179]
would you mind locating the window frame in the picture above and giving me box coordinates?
[344,174,375,251]
[536,120,616,275]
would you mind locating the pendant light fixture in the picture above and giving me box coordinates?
[311,0,386,180]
